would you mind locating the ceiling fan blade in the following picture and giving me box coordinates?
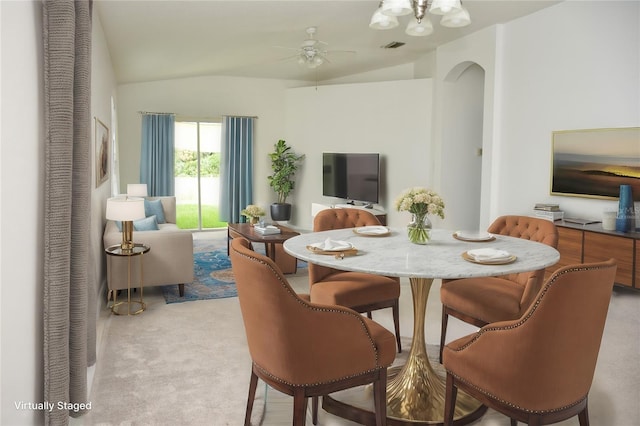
[326,50,357,55]
[272,45,300,51]
[277,53,302,63]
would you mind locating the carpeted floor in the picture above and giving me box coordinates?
[84,291,267,426]
[81,232,640,426]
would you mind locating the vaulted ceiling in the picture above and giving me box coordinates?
[95,0,561,84]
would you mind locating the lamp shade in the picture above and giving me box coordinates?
[429,0,462,15]
[106,197,146,221]
[381,0,413,17]
[440,6,471,27]
[369,7,399,30]
[127,183,148,197]
[406,17,434,36]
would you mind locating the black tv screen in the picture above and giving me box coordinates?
[322,153,380,204]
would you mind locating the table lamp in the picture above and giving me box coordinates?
[127,183,148,197]
[106,196,146,251]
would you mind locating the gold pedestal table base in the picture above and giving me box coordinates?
[323,278,486,425]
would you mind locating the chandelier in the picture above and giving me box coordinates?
[369,0,471,36]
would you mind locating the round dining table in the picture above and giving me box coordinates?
[284,227,560,426]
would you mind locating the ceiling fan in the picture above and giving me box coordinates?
[276,26,354,69]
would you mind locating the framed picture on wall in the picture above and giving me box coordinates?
[551,127,640,200]
[95,118,109,187]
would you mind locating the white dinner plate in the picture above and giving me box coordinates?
[353,226,391,237]
[453,231,496,242]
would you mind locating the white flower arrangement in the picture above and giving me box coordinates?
[394,187,445,219]
[241,204,265,219]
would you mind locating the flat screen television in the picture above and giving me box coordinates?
[322,152,380,204]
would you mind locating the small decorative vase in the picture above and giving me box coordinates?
[249,216,259,226]
[616,185,635,233]
[407,214,432,244]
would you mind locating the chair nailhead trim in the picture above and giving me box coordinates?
[450,373,587,414]
[233,245,385,383]
[446,262,611,414]
[452,263,611,351]
[253,362,383,388]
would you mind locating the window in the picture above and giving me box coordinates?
[174,121,227,230]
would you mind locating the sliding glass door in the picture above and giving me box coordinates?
[174,121,227,230]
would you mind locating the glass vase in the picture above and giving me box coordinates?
[407,214,432,244]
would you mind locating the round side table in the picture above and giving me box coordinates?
[105,243,150,315]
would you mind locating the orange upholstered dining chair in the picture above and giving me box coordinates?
[439,215,558,362]
[229,237,396,426]
[442,259,617,426]
[310,208,402,352]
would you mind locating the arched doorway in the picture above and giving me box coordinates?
[440,62,485,231]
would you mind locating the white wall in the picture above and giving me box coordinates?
[499,1,640,219]
[90,5,119,383]
[284,79,432,229]
[434,2,639,227]
[497,1,639,220]
[0,1,44,424]
[115,76,309,205]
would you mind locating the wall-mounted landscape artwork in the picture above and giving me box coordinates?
[551,127,640,200]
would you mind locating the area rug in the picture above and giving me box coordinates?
[162,237,306,304]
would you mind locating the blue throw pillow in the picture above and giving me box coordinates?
[133,215,159,231]
[144,199,166,224]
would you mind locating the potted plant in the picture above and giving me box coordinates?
[267,139,304,221]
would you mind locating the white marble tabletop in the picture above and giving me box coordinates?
[283,228,560,280]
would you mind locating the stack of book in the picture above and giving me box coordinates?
[533,203,564,221]
[254,225,281,235]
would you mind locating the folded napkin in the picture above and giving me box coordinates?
[357,226,389,235]
[467,248,511,261]
[311,238,352,251]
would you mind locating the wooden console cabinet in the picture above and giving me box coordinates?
[545,221,640,290]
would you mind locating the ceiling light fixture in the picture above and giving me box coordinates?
[369,0,470,37]
[297,27,327,69]
[298,46,325,69]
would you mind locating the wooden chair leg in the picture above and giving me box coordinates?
[443,373,457,426]
[367,311,373,319]
[439,307,449,364]
[392,299,402,353]
[312,396,319,425]
[178,283,185,297]
[373,369,388,426]
[578,404,590,426]
[511,419,517,426]
[244,369,259,426]
[293,389,308,426]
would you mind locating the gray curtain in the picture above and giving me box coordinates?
[219,116,255,223]
[140,113,175,196]
[42,0,94,424]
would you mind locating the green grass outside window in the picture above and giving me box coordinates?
[176,204,227,229]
